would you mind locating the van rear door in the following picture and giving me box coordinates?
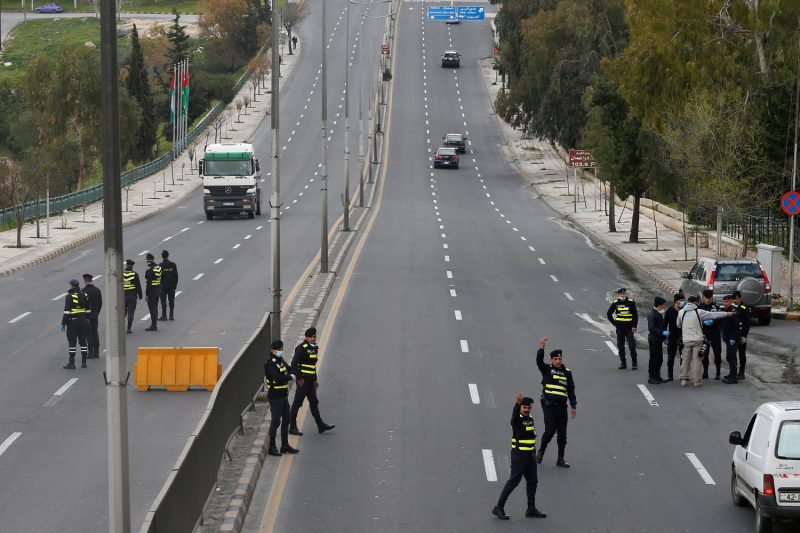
[773,420,800,507]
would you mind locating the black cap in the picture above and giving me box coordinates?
[616,287,627,293]
[125,259,135,267]
[82,273,93,281]
[673,293,685,302]
[732,290,742,299]
[702,290,714,298]
[654,296,666,307]
[723,294,734,301]
[688,295,699,303]
[145,253,155,261]
[68,278,80,287]
[162,250,169,259]
[270,340,284,350]
[550,349,563,359]
[305,327,317,337]
[521,397,534,406]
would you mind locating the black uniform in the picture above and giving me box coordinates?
[497,402,539,510]
[62,288,90,368]
[535,349,576,463]
[698,301,723,378]
[144,263,162,330]
[82,283,102,358]
[290,340,324,429]
[664,306,682,380]
[159,258,178,320]
[737,303,751,378]
[607,297,638,367]
[721,307,741,381]
[646,307,666,381]
[123,268,143,332]
[265,354,294,448]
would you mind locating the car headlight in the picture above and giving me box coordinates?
[246,188,257,194]
[203,189,211,195]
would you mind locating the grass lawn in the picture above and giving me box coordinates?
[0,0,198,13]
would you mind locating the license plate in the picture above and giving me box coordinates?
[223,202,234,206]
[779,492,800,502]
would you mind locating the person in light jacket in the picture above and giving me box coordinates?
[676,295,732,388]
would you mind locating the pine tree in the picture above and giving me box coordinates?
[167,9,191,66]
[127,24,157,161]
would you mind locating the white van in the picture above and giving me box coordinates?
[729,401,800,532]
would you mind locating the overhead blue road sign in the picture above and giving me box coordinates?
[456,6,485,20]
[428,6,457,21]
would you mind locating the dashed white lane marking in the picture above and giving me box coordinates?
[175,291,183,297]
[256,225,264,230]
[446,271,453,279]
[138,250,149,256]
[460,340,469,353]
[564,292,574,301]
[528,246,535,252]
[468,384,480,404]
[54,378,79,396]
[450,289,457,297]
[8,312,31,324]
[604,340,618,355]
[140,313,151,322]
[454,310,462,321]
[520,236,527,241]
[637,384,659,407]
[443,244,449,249]
[538,258,546,265]
[512,227,519,232]
[482,449,498,482]
[550,275,559,282]
[181,227,189,233]
[441,233,446,238]
[244,234,252,240]
[444,255,450,262]
[214,258,224,264]
[52,293,68,301]
[0,432,22,458]
[193,273,205,281]
[197,221,204,224]
[685,453,716,485]
[92,274,103,280]
[233,244,241,249]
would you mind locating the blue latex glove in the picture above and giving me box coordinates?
[662,330,669,337]
[703,320,713,326]
[729,339,736,347]
[60,324,65,332]
[663,338,668,345]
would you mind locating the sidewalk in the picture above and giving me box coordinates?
[0,46,301,277]
[478,58,800,322]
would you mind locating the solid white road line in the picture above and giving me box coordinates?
[460,340,469,353]
[482,449,498,482]
[468,384,480,404]
[685,453,716,485]
[450,289,457,297]
[0,432,22,458]
[564,292,574,301]
[52,293,68,301]
[454,310,462,321]
[636,384,659,407]
[193,273,204,280]
[214,258,224,264]
[604,340,618,355]
[54,378,79,396]
[550,275,559,282]
[8,312,31,324]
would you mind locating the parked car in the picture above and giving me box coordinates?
[35,3,64,13]
[442,133,466,153]
[441,50,460,68]
[679,257,772,325]
[729,402,800,533]
[433,147,459,169]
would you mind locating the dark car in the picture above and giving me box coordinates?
[679,257,772,325]
[442,133,466,153]
[434,147,459,169]
[35,3,64,13]
[441,50,460,68]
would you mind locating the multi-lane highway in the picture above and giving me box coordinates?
[0,0,390,530]
[264,3,792,532]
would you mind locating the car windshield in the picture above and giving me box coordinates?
[776,420,800,460]
[446,134,462,141]
[715,263,762,281]
[205,159,253,176]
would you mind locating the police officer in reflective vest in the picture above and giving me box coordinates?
[733,290,751,380]
[289,327,335,435]
[61,279,90,369]
[606,287,639,369]
[264,340,299,457]
[535,337,577,468]
[122,259,142,333]
[144,253,162,332]
[158,249,178,321]
[492,394,547,521]
[81,273,102,359]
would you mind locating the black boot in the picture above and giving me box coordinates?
[536,446,545,464]
[268,437,281,457]
[631,359,638,370]
[169,312,174,321]
[145,324,157,331]
[556,458,570,468]
[317,421,335,434]
[158,315,167,321]
[63,362,76,370]
[618,361,627,370]
[289,425,303,436]
[81,357,88,369]
[491,505,509,520]
[525,506,547,518]
[280,442,299,454]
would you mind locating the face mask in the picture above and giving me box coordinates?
[618,296,625,302]
[275,351,283,357]
[309,342,317,347]
[679,301,686,308]
[658,308,665,315]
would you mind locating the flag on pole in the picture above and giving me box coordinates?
[169,68,176,124]
[182,63,190,117]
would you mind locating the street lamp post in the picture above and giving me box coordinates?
[342,2,351,231]
[270,0,282,339]
[321,0,329,273]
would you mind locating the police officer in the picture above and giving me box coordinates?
[492,394,546,521]
[288,327,335,435]
[81,273,102,358]
[535,337,577,468]
[61,279,90,369]
[123,259,143,333]
[698,290,723,380]
[646,296,668,384]
[733,290,751,380]
[265,340,300,457]
[144,253,162,332]
[721,295,741,384]
[158,249,178,321]
[606,287,639,369]
[664,293,685,381]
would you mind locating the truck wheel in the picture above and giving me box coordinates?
[206,212,214,220]
[758,315,771,326]
[248,211,255,219]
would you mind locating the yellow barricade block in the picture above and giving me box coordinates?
[134,347,222,392]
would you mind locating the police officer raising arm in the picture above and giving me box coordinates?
[607,287,639,370]
[535,337,576,468]
[122,259,142,334]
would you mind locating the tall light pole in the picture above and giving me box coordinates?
[321,0,329,273]
[100,0,131,530]
[342,1,351,231]
[270,2,282,338]
[357,10,365,207]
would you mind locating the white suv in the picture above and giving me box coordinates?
[729,402,800,532]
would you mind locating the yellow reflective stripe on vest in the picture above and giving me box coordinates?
[69,294,86,314]
[545,383,566,391]
[300,363,317,374]
[151,266,162,286]
[123,272,135,290]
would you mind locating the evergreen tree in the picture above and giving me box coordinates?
[167,9,191,66]
[127,24,157,161]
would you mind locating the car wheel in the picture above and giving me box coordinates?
[758,315,771,326]
[206,212,214,220]
[731,470,746,507]
[755,498,773,533]
[248,211,255,219]
[256,200,261,216]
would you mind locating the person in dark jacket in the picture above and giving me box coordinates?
[144,253,161,332]
[606,287,639,370]
[61,279,90,369]
[535,337,576,468]
[721,295,741,384]
[698,290,723,380]
[664,293,685,381]
[81,274,102,359]
[646,296,668,384]
[288,327,335,435]
[158,249,179,321]
[122,259,142,334]
[264,340,299,457]
[733,291,751,380]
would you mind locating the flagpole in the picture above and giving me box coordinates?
[183,59,189,151]
[178,60,184,153]
[171,63,177,158]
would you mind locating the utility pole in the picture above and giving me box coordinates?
[321,0,329,272]
[358,10,365,207]
[343,2,351,231]
[789,45,800,308]
[100,0,131,530]
[270,2,282,338]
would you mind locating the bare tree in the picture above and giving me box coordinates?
[212,113,226,143]
[0,160,33,248]
[281,2,310,55]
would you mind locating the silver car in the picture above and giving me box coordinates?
[679,257,772,325]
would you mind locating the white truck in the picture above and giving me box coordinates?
[199,143,262,220]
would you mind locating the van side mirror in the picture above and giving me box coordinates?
[729,431,743,446]
[255,159,260,172]
[198,160,204,174]
[680,272,689,279]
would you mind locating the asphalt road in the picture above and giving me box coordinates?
[269,4,795,533]
[0,0,390,531]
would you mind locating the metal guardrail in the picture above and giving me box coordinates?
[140,312,271,533]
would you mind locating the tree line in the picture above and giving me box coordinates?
[493,0,800,247]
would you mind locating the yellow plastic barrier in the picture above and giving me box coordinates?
[134,347,222,392]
